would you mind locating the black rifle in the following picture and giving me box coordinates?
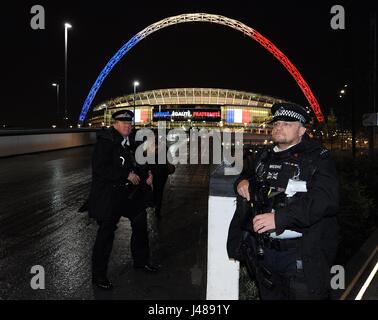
[250,181,272,257]
[240,181,272,257]
[238,182,275,290]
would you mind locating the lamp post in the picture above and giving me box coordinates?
[52,83,60,124]
[133,81,139,125]
[64,22,72,127]
[339,87,346,150]
[339,84,356,157]
[102,104,108,126]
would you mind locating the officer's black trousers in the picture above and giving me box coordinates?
[153,176,168,216]
[255,245,327,300]
[92,210,149,277]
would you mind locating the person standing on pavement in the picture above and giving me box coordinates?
[88,110,159,290]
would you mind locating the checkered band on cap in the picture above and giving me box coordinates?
[115,112,132,120]
[273,107,306,123]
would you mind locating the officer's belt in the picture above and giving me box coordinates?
[263,237,301,251]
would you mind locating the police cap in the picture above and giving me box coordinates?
[111,110,134,122]
[269,103,311,125]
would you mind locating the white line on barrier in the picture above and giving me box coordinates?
[355,261,378,300]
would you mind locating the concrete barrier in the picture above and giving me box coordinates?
[206,164,240,300]
[0,129,99,157]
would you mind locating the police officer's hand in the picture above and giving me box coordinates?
[146,170,153,186]
[236,179,250,201]
[253,213,276,233]
[127,171,140,185]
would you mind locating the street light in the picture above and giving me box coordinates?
[64,22,72,127]
[133,81,140,125]
[102,104,108,126]
[52,83,60,123]
[338,85,356,157]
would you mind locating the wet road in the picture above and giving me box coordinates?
[0,146,209,300]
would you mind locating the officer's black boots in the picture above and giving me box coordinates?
[92,274,113,290]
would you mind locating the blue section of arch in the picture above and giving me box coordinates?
[78,34,141,123]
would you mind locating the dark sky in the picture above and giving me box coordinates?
[2,0,376,128]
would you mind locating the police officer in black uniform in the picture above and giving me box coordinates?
[89,110,159,290]
[227,103,340,300]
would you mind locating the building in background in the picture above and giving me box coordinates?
[89,88,302,135]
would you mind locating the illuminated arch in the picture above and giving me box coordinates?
[79,13,324,124]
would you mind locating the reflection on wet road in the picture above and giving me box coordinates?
[0,146,209,299]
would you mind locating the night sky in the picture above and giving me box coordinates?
[2,0,375,128]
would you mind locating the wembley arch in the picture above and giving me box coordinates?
[78,13,324,124]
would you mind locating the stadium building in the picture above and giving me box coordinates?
[89,88,293,134]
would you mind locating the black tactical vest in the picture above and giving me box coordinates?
[253,145,324,211]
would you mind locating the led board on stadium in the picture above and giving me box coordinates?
[153,108,221,122]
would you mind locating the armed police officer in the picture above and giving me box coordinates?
[227,103,339,300]
[88,110,159,291]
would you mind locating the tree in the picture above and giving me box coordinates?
[326,108,339,150]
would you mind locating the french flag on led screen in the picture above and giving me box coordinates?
[243,110,250,123]
[226,109,242,123]
[135,109,149,123]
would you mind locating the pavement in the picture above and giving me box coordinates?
[0,146,209,300]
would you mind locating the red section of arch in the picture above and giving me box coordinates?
[249,30,324,123]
